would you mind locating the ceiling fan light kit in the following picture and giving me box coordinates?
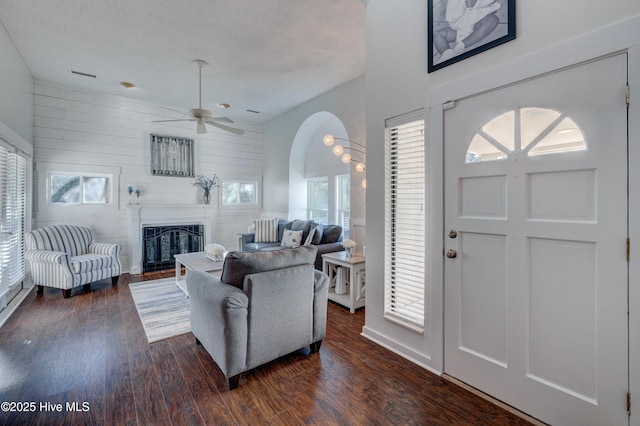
[152,59,244,135]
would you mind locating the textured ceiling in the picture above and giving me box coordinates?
[0,0,366,122]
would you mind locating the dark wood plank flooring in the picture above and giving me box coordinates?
[0,272,534,425]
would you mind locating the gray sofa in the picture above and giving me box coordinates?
[240,219,344,269]
[187,245,329,390]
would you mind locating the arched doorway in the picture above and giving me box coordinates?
[289,112,351,235]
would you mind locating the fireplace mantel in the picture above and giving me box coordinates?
[128,204,214,274]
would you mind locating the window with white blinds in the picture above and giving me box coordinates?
[384,111,426,329]
[0,143,27,299]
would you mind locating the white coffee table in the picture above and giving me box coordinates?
[174,251,223,296]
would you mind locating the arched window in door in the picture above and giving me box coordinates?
[466,108,587,163]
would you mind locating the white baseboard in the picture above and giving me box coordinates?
[361,325,440,376]
[0,287,33,329]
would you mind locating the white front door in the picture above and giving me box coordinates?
[443,54,628,425]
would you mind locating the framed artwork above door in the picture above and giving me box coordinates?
[428,0,516,72]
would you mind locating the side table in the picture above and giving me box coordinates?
[322,251,365,313]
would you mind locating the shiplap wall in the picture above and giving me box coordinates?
[33,81,263,273]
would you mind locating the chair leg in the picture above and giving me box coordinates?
[62,289,72,299]
[310,340,322,353]
[228,374,241,390]
[111,275,119,287]
[36,285,44,296]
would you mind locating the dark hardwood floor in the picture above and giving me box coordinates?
[0,272,534,425]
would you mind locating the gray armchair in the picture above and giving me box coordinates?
[187,245,329,390]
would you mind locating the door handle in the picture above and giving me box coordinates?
[445,249,457,259]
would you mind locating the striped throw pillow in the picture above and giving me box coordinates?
[254,218,279,242]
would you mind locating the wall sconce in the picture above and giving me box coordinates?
[323,134,366,188]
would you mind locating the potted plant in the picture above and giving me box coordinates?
[193,174,219,204]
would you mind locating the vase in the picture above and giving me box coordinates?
[345,248,353,257]
[203,192,211,205]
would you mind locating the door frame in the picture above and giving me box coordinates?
[628,43,640,424]
[426,15,640,421]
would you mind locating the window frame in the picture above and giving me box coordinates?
[306,176,329,225]
[0,143,28,300]
[48,172,112,206]
[37,161,120,216]
[384,111,427,332]
[465,107,587,163]
[220,179,259,208]
[336,174,351,239]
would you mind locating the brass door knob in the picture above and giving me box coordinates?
[445,249,457,258]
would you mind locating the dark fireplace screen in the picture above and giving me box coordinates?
[143,224,204,272]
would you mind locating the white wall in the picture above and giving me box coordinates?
[364,0,640,373]
[0,20,32,143]
[33,81,263,272]
[263,76,365,219]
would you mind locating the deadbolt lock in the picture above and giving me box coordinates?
[449,229,458,239]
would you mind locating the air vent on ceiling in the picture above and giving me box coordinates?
[246,109,260,114]
[70,70,97,78]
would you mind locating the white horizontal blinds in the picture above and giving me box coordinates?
[0,144,27,297]
[384,111,426,328]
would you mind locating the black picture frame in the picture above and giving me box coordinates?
[428,0,515,73]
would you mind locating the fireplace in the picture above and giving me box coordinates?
[128,205,214,274]
[142,224,204,272]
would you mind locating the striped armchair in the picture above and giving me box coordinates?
[25,224,121,298]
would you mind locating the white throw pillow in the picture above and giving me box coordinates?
[281,230,303,248]
[303,227,317,246]
[254,218,278,243]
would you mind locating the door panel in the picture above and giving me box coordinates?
[528,237,597,403]
[527,169,596,222]
[459,232,507,367]
[444,54,628,425]
[460,175,507,218]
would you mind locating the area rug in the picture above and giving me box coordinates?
[129,278,190,343]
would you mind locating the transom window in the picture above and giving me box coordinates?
[466,107,587,163]
[221,180,258,206]
[49,173,111,205]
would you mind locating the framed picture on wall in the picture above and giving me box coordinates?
[428,0,515,73]
[149,134,195,177]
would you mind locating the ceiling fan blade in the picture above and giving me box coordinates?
[204,120,244,135]
[152,118,196,123]
[153,60,237,135]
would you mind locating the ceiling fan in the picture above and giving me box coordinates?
[153,59,244,135]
